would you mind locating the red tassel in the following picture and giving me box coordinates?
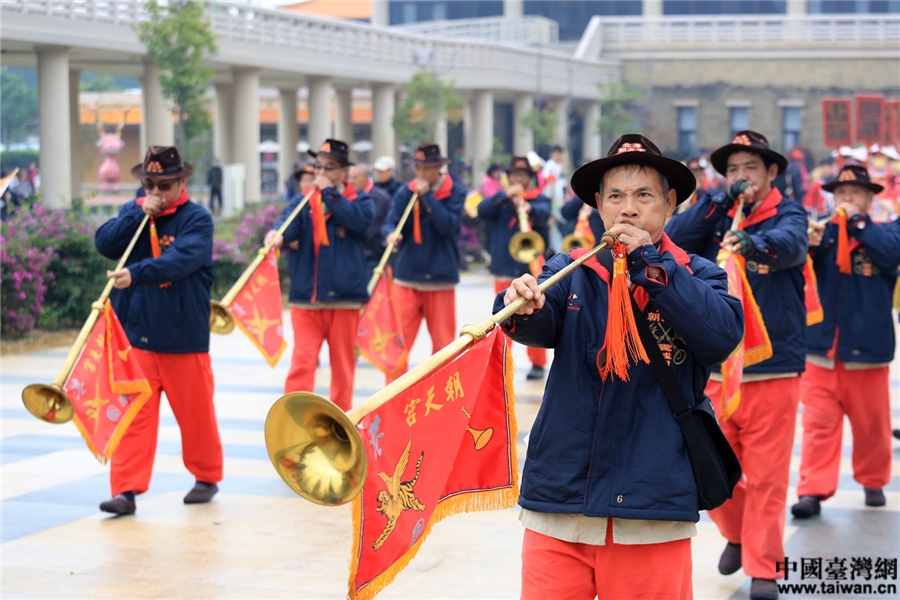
[413,200,423,244]
[836,209,851,275]
[311,190,330,247]
[149,218,161,258]
[601,241,650,382]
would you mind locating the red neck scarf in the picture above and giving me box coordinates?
[728,186,782,229]
[311,181,359,248]
[364,179,374,194]
[406,175,453,244]
[136,187,187,289]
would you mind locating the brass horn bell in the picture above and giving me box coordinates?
[508,231,545,264]
[562,233,589,253]
[209,300,235,335]
[22,383,75,424]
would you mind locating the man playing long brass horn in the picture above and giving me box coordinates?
[94,145,223,515]
[496,135,743,600]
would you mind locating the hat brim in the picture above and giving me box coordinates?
[821,179,884,194]
[571,153,696,208]
[414,158,452,166]
[130,162,195,180]
[307,150,354,166]
[710,144,788,176]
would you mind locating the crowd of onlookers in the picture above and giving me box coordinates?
[0,162,39,221]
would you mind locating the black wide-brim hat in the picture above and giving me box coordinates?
[413,143,451,165]
[822,165,884,194]
[508,155,535,177]
[307,138,354,166]
[130,145,194,180]
[571,134,696,207]
[710,130,788,176]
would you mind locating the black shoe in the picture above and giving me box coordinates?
[864,488,886,507]
[893,428,900,440]
[718,541,742,575]
[750,578,778,600]
[99,493,136,516]
[184,481,219,504]
[791,495,821,519]
[526,365,545,380]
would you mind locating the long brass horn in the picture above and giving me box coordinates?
[22,214,151,424]
[562,233,589,253]
[508,198,545,264]
[264,232,618,506]
[210,186,317,334]
[365,193,418,296]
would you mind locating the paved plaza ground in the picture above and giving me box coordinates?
[2,268,898,599]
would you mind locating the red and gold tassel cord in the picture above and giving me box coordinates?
[835,208,851,275]
[149,218,161,258]
[413,198,423,244]
[601,240,649,382]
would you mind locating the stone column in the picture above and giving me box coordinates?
[786,0,807,15]
[307,76,333,151]
[372,83,396,163]
[278,88,299,195]
[434,110,448,157]
[232,67,261,203]
[37,46,71,208]
[214,84,234,164]
[142,60,174,149]
[513,92,534,156]
[69,68,82,200]
[642,0,663,16]
[334,88,354,143]
[582,101,602,161]
[469,89,494,175]
[504,0,524,18]
[552,97,571,170]
[371,0,389,27]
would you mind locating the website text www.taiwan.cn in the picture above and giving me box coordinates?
[776,556,897,596]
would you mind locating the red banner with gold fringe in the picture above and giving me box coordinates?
[229,248,287,367]
[717,251,773,421]
[349,329,518,600]
[63,300,152,463]
[357,266,409,377]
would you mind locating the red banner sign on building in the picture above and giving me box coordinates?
[856,95,884,145]
[821,99,852,148]
[886,100,900,147]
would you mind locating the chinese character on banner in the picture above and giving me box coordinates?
[856,95,885,145]
[821,99,853,148]
[229,248,287,367]
[63,300,152,463]
[349,329,519,600]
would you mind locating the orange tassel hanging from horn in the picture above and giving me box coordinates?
[836,209,851,275]
[311,190,330,247]
[149,218,161,258]
[413,199,423,244]
[601,240,650,382]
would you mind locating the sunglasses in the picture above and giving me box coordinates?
[313,164,340,173]
[142,180,176,192]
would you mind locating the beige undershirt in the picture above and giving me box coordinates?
[805,355,890,371]
[394,279,457,292]
[520,509,696,546]
[709,371,799,383]
[290,301,364,310]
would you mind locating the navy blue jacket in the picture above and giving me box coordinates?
[478,190,551,277]
[276,186,374,304]
[382,175,467,284]
[808,216,900,364]
[666,189,809,374]
[95,199,214,354]
[493,236,743,521]
[561,197,605,244]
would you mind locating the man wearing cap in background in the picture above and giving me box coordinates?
[478,156,552,380]
[666,131,809,600]
[347,164,392,277]
[793,165,900,519]
[382,143,466,381]
[264,139,374,412]
[498,134,743,600]
[373,155,401,198]
[94,146,222,515]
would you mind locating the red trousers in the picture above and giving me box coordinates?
[797,361,892,498]
[494,280,547,368]
[387,285,457,383]
[521,523,692,600]
[706,376,801,580]
[111,349,223,496]
[286,307,359,412]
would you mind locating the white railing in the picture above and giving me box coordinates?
[597,14,900,49]
[393,16,560,46]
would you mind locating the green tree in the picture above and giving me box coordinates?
[1,68,38,147]
[80,74,122,92]
[597,82,643,145]
[134,0,218,155]
[519,106,558,149]
[393,71,465,146]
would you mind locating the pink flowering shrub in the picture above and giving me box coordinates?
[1,230,51,337]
